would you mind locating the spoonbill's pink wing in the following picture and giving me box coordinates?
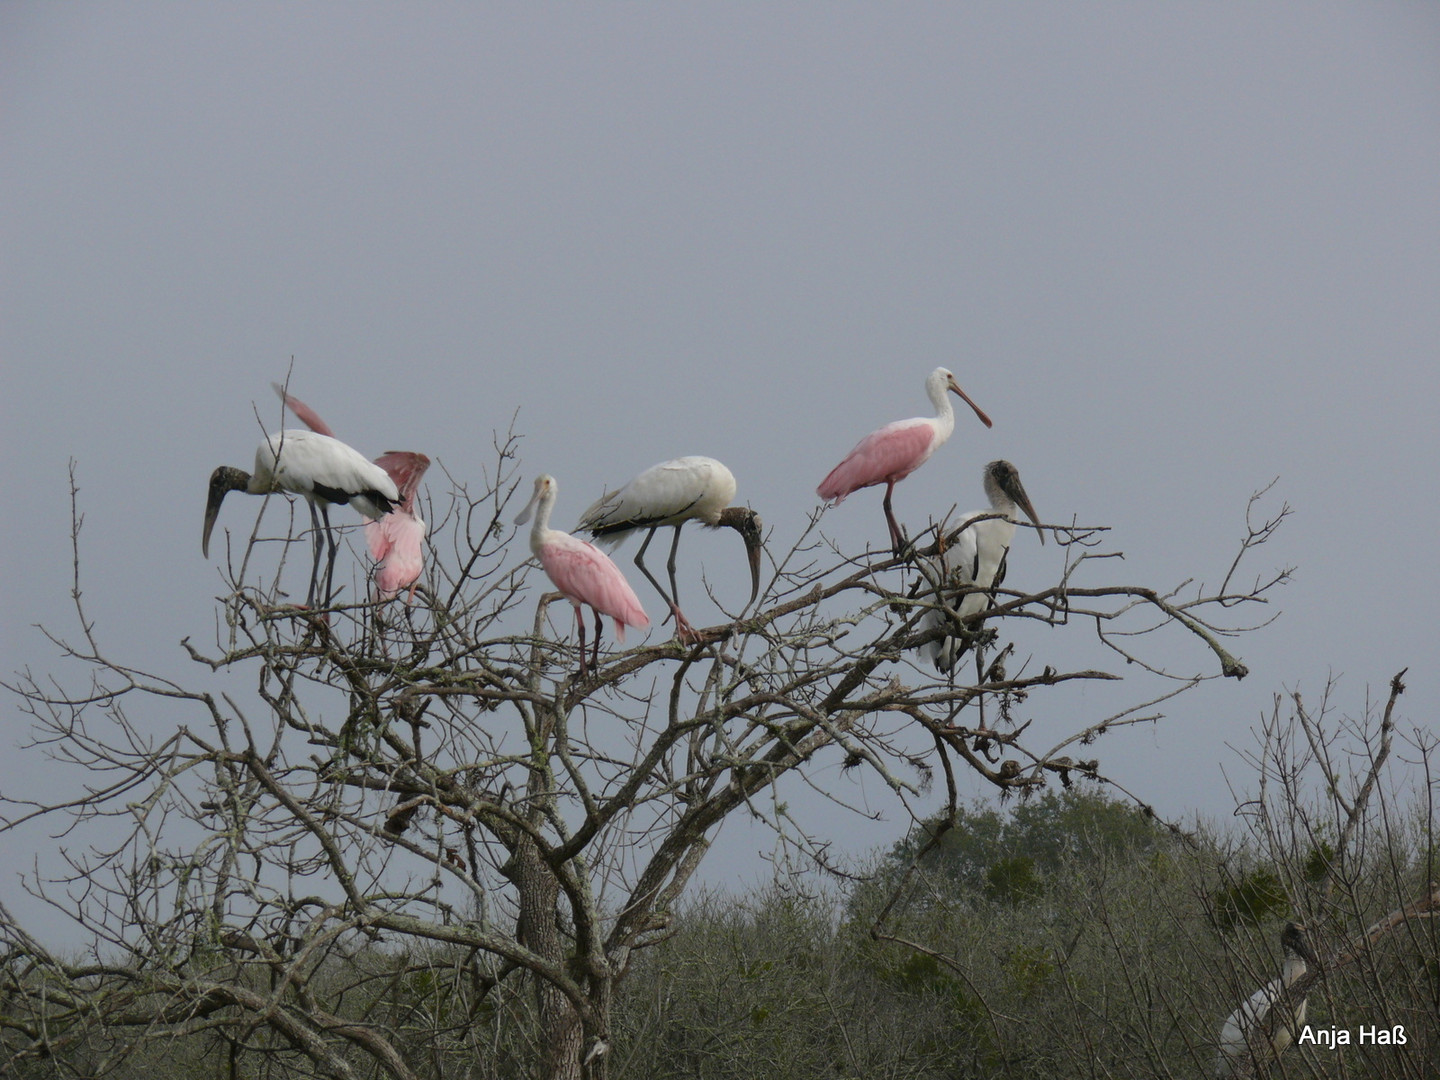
[817,419,938,504]
[372,451,431,511]
[538,534,649,641]
[367,511,426,600]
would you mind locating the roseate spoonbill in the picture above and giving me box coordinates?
[516,474,650,675]
[817,367,993,553]
[924,460,1044,673]
[366,451,431,602]
[1215,923,1319,1077]
[274,385,431,602]
[577,456,763,642]
[203,430,398,609]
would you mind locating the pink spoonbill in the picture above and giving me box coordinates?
[817,367,992,553]
[203,429,398,610]
[516,474,650,676]
[274,385,431,602]
[365,451,430,602]
[577,456,762,642]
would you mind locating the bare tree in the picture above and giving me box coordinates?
[0,448,1285,1079]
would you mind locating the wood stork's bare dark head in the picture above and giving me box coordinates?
[203,466,258,558]
[1281,921,1318,967]
[716,505,764,606]
[984,460,1045,545]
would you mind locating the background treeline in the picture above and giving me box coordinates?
[10,786,1435,1080]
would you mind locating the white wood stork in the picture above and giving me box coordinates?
[923,460,1043,673]
[272,384,431,603]
[576,456,762,642]
[203,429,399,609]
[1214,922,1319,1078]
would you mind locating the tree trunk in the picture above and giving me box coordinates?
[514,835,583,1080]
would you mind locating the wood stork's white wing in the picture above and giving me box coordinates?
[579,456,737,550]
[1214,974,1307,1077]
[921,508,1021,672]
[257,430,399,519]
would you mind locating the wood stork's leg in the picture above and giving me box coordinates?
[320,502,340,609]
[306,499,326,609]
[882,481,905,555]
[665,525,685,607]
[665,525,701,643]
[633,526,698,642]
[632,527,673,612]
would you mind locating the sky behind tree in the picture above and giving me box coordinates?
[3,3,1438,936]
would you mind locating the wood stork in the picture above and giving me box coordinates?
[576,456,762,642]
[203,430,398,609]
[273,385,431,602]
[923,460,1043,673]
[817,367,993,553]
[516,474,650,676]
[1215,922,1319,1078]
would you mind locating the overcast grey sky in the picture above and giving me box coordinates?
[4,4,1438,925]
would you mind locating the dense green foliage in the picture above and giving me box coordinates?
[610,787,1438,1080]
[6,788,1435,1079]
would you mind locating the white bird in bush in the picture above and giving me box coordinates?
[1214,922,1319,1077]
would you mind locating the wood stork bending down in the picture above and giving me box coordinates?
[577,457,762,643]
[273,385,431,602]
[203,430,398,609]
[1215,922,1319,1078]
[924,460,1043,673]
[817,367,993,554]
[516,474,650,676]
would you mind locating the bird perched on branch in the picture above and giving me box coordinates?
[924,460,1043,673]
[203,427,398,610]
[365,450,431,602]
[273,384,430,603]
[1214,922,1319,1077]
[517,474,649,676]
[578,456,762,642]
[818,367,992,554]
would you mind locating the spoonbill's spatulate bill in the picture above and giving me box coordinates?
[203,428,399,609]
[925,459,1043,673]
[818,366,993,554]
[578,456,762,642]
[517,474,650,676]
